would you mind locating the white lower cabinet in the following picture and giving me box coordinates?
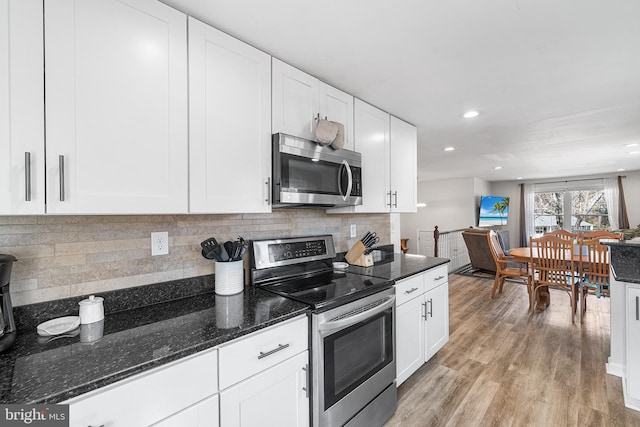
[395,265,449,387]
[627,286,640,405]
[152,395,219,427]
[218,315,310,427]
[66,348,219,427]
[220,351,309,427]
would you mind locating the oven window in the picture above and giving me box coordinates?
[323,309,393,409]
[280,154,340,195]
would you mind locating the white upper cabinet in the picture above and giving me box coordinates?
[272,58,354,150]
[318,82,355,151]
[44,0,189,214]
[272,58,318,141]
[353,99,391,213]
[188,17,271,213]
[390,116,418,213]
[331,100,417,214]
[0,0,45,215]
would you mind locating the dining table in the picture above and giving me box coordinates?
[509,246,592,311]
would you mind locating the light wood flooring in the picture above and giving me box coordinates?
[385,273,640,427]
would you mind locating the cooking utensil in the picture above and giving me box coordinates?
[201,238,219,260]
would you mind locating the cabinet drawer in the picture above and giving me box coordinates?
[395,274,425,306]
[67,348,218,427]
[424,265,448,292]
[218,315,308,389]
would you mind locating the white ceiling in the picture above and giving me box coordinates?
[162,0,640,182]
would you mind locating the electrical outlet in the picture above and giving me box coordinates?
[350,224,357,238]
[151,231,169,256]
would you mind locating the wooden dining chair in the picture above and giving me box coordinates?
[578,233,622,322]
[487,230,530,303]
[544,229,578,241]
[529,234,579,322]
[580,230,623,241]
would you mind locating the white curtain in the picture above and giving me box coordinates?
[603,177,620,230]
[523,183,536,244]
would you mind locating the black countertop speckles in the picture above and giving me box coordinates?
[605,239,640,284]
[1,279,308,404]
[346,253,450,281]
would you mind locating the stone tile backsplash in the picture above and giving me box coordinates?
[0,211,390,306]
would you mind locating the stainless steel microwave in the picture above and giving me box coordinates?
[271,133,363,208]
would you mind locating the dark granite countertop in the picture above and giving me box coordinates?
[346,253,450,281]
[0,276,308,404]
[605,239,640,284]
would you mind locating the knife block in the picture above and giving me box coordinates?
[350,252,374,267]
[345,241,366,264]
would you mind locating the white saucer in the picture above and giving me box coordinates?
[37,316,81,337]
[332,262,349,270]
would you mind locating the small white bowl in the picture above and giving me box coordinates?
[332,262,349,270]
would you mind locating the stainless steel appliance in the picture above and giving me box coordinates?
[0,255,17,353]
[250,235,396,427]
[271,133,363,208]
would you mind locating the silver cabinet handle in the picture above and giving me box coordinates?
[258,343,289,359]
[428,298,433,317]
[405,287,419,294]
[434,276,445,281]
[393,190,398,208]
[302,364,309,398]
[24,152,31,201]
[387,191,392,207]
[265,177,271,204]
[636,296,639,321]
[58,155,65,201]
[422,301,427,320]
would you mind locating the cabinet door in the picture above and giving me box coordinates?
[627,287,640,401]
[352,99,390,213]
[152,395,219,427]
[396,295,425,386]
[389,116,417,213]
[45,0,188,214]
[188,17,271,213]
[272,58,318,141]
[220,351,309,427]
[319,82,354,151]
[0,0,45,215]
[424,282,449,361]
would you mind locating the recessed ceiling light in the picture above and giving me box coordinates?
[516,177,523,180]
[416,202,427,208]
[617,168,626,171]
[624,143,639,148]
[493,166,502,170]
[444,147,455,151]
[463,111,479,118]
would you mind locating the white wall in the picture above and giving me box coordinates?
[400,177,480,254]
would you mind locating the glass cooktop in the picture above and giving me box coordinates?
[259,270,392,312]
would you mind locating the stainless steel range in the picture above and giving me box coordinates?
[250,235,397,427]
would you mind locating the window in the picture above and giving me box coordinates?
[533,187,609,235]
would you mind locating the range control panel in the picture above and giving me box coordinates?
[251,235,336,269]
[268,240,327,262]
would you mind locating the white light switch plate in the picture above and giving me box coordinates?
[350,224,357,238]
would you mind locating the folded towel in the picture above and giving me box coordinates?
[330,121,345,150]
[315,119,338,145]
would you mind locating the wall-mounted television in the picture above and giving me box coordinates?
[478,196,510,227]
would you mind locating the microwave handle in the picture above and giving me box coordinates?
[338,160,353,201]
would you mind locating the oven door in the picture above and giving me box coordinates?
[312,288,396,427]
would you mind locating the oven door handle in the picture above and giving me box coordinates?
[318,295,395,333]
